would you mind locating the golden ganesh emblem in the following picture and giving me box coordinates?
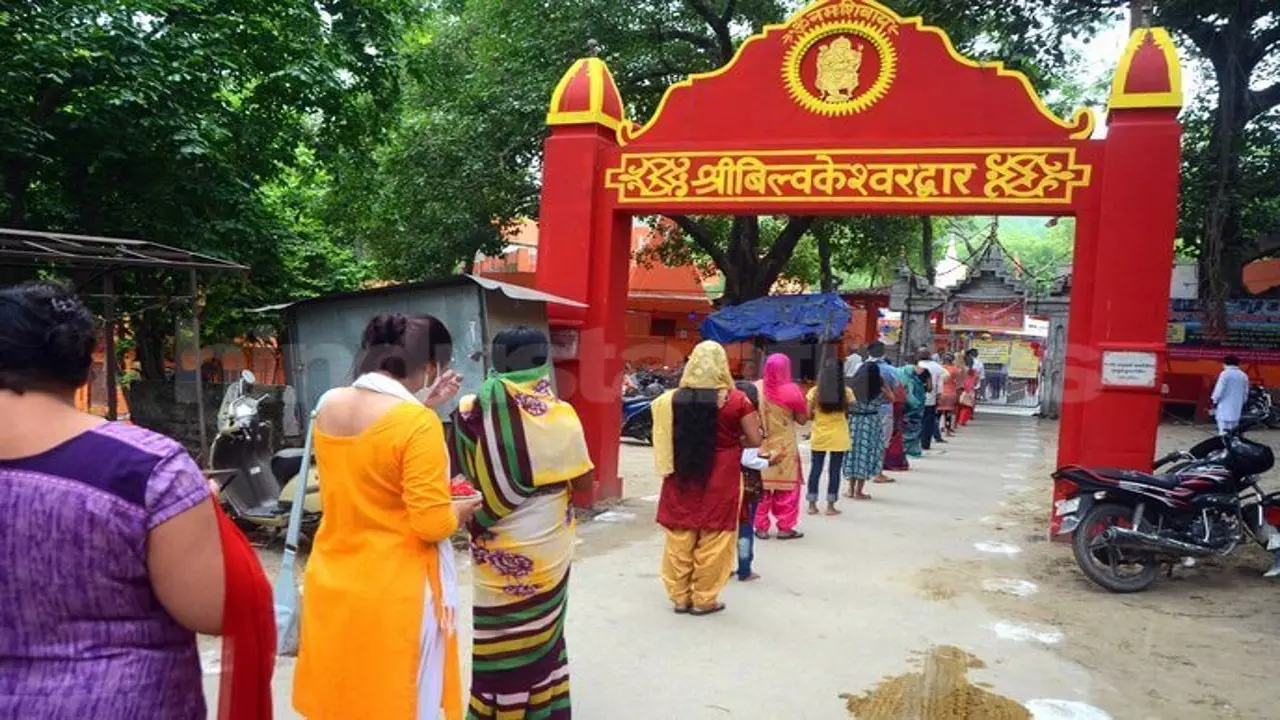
[815,37,863,102]
[783,20,897,117]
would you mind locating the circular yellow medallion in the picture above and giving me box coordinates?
[782,21,897,117]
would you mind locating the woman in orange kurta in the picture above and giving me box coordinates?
[294,314,479,720]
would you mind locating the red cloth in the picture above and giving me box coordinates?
[216,505,276,720]
[884,400,910,471]
[657,390,753,532]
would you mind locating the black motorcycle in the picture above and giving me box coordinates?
[1244,385,1280,429]
[1054,428,1278,593]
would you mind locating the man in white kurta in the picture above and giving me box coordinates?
[1211,356,1250,434]
[843,350,864,380]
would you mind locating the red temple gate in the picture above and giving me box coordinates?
[534,0,1184,530]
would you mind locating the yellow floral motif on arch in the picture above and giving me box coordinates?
[605,156,693,198]
[983,152,1093,200]
[783,20,898,117]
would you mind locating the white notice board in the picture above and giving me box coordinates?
[1101,350,1158,388]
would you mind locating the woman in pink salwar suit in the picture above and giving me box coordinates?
[753,354,810,540]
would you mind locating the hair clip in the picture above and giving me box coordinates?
[50,297,78,316]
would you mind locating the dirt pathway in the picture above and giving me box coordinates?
[914,420,1280,719]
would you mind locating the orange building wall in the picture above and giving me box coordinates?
[1164,356,1280,420]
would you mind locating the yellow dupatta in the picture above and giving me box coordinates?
[651,341,734,476]
[452,365,593,529]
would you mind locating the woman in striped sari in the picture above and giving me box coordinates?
[451,327,594,719]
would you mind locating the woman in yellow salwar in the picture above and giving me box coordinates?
[294,314,480,720]
[451,327,593,719]
[652,341,764,615]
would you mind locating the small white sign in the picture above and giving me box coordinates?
[1101,350,1158,388]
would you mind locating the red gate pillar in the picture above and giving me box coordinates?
[1054,29,1183,531]
[537,59,630,505]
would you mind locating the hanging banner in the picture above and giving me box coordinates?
[946,299,1025,331]
[1167,299,1280,362]
[1008,341,1041,378]
[970,338,1011,364]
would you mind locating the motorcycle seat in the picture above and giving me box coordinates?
[1094,467,1182,489]
[271,448,307,483]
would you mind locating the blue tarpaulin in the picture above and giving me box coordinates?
[700,293,852,343]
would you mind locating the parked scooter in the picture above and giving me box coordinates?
[209,370,322,540]
[621,395,655,444]
[620,367,674,444]
[1054,425,1280,592]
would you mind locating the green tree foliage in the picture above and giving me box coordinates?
[0,0,411,376]
[1052,1,1280,312]
[997,217,1075,294]
[362,1,1097,303]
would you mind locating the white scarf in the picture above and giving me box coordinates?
[348,372,459,718]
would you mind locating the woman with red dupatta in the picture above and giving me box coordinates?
[0,282,275,720]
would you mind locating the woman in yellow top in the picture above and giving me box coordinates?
[806,357,854,516]
[294,314,481,720]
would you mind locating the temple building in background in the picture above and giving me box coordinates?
[473,219,719,369]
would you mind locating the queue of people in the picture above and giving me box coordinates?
[1,282,990,718]
[648,339,985,616]
[282,317,594,719]
[1,284,587,720]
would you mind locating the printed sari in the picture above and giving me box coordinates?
[452,365,593,720]
[844,399,885,481]
[899,366,926,457]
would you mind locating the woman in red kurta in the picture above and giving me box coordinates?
[652,341,764,615]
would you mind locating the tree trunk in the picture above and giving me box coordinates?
[134,311,169,381]
[1128,0,1152,31]
[1201,49,1251,338]
[920,216,935,285]
[3,162,27,227]
[818,232,835,292]
[677,214,816,305]
[68,159,103,234]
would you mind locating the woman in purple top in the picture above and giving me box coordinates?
[0,282,227,718]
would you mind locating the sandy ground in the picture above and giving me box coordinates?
[912,419,1280,720]
[202,414,1280,719]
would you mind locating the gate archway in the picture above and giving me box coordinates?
[535,0,1183,529]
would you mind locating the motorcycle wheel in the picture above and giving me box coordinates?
[1267,409,1280,430]
[1071,502,1161,593]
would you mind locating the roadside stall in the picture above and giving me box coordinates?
[274,275,585,422]
[700,292,852,381]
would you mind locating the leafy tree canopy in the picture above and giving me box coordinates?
[358,0,1105,302]
[0,0,414,374]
